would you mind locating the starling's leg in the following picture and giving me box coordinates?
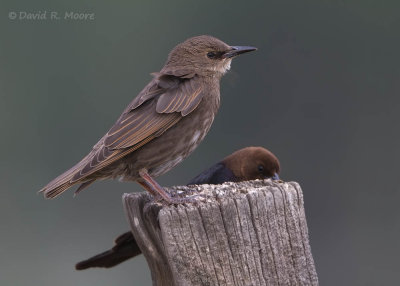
[136,180,159,197]
[138,169,197,204]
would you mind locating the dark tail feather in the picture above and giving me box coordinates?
[75,231,141,270]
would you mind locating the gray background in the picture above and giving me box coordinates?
[1,0,399,285]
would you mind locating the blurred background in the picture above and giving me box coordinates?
[1,0,399,285]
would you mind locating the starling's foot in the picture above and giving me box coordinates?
[138,169,200,205]
[144,195,199,216]
[165,194,202,205]
[154,191,202,205]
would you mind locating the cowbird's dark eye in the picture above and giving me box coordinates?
[207,52,217,59]
[258,165,264,173]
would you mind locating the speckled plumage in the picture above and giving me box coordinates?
[40,35,256,199]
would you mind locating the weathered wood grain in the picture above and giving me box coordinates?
[123,180,318,286]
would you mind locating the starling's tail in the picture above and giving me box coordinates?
[39,161,94,199]
[39,181,75,199]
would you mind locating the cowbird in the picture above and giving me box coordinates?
[40,36,256,203]
[188,146,280,185]
[76,146,280,270]
[75,231,140,270]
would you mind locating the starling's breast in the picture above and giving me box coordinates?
[122,82,220,180]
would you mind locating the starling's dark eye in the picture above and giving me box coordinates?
[258,165,264,173]
[207,52,217,59]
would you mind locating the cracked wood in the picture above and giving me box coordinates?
[123,180,319,286]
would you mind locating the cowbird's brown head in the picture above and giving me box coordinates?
[223,147,280,181]
[162,35,257,77]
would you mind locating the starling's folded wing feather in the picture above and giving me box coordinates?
[71,76,204,181]
[156,77,203,116]
[40,75,204,198]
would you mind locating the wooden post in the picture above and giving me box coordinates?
[123,180,318,286]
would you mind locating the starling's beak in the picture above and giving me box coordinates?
[223,46,257,58]
[271,173,280,180]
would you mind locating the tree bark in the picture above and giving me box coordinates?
[123,180,318,286]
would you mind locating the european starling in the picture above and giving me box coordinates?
[40,36,256,203]
[75,146,280,270]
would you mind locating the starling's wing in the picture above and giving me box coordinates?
[104,76,203,150]
[41,75,204,198]
[187,162,236,185]
[75,232,140,270]
[73,76,204,179]
[155,76,203,116]
[126,69,196,111]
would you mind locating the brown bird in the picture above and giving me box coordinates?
[75,146,280,270]
[40,36,256,203]
[188,146,280,185]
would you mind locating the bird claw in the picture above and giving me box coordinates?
[165,194,201,205]
[151,192,203,206]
